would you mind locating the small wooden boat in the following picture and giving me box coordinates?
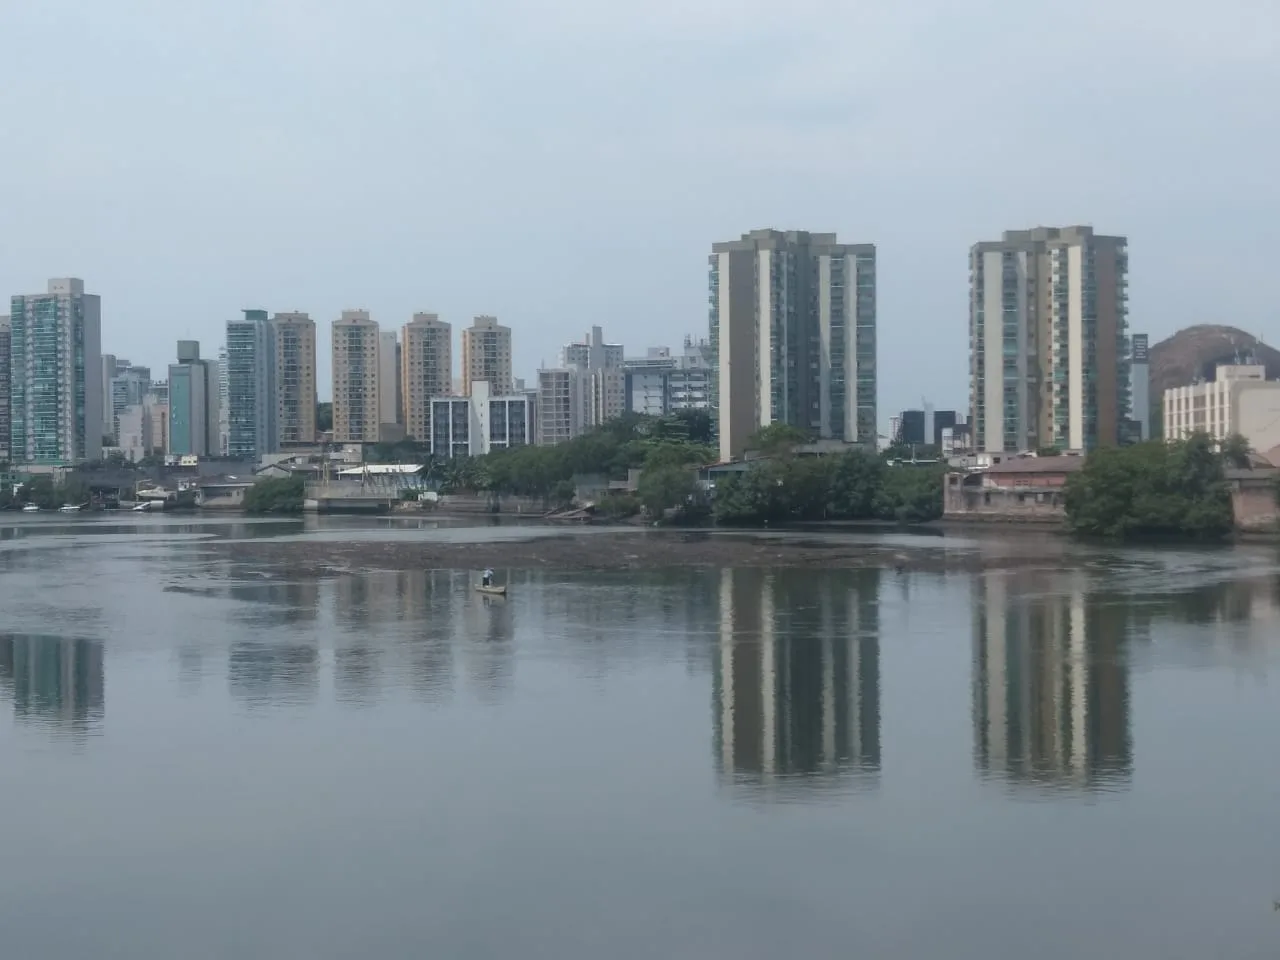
[474,583,507,596]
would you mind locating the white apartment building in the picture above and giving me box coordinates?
[970,226,1129,454]
[1164,363,1280,455]
[332,310,381,444]
[116,403,153,462]
[427,380,535,458]
[623,339,711,416]
[710,230,876,463]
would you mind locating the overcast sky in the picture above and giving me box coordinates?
[2,0,1277,420]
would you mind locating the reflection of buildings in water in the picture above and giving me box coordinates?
[334,643,382,706]
[227,642,319,707]
[712,569,881,790]
[462,591,514,703]
[174,645,205,694]
[228,579,321,624]
[972,571,1131,790]
[0,634,105,734]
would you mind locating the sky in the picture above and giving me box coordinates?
[2,0,1278,422]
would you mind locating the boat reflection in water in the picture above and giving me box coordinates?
[711,568,881,800]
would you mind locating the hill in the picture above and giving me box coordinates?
[1149,325,1280,401]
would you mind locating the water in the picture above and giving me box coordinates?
[2,515,1280,959]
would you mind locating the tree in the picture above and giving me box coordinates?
[829,450,886,518]
[243,477,305,514]
[1064,434,1232,540]
[1221,433,1252,469]
[316,402,333,432]
[637,465,698,520]
[747,423,812,457]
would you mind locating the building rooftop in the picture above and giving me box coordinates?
[983,457,1085,475]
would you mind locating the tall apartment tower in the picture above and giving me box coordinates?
[226,309,275,459]
[377,330,401,433]
[401,313,453,443]
[332,310,381,443]
[1129,333,1150,441]
[0,315,10,460]
[562,326,624,371]
[969,226,1129,453]
[216,345,230,455]
[167,340,220,456]
[461,315,513,395]
[709,230,877,462]
[563,325,625,429]
[270,312,317,447]
[8,278,103,464]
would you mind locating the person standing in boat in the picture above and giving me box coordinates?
[481,568,495,587]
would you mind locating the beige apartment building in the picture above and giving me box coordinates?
[331,310,381,443]
[402,313,453,443]
[270,311,317,445]
[1164,363,1280,459]
[969,226,1129,454]
[461,315,513,395]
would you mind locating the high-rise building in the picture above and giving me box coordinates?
[115,403,153,462]
[377,330,401,436]
[401,313,453,444]
[709,229,877,462]
[167,341,220,456]
[217,345,230,455]
[8,279,103,464]
[461,315,513,396]
[270,312,317,447]
[563,325,624,430]
[536,367,585,446]
[0,315,9,460]
[562,326,624,372]
[622,339,712,416]
[969,226,1130,453]
[331,310,380,444]
[1129,333,1150,441]
[226,309,275,459]
[101,354,126,441]
[108,364,150,444]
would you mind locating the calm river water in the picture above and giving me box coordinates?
[2,515,1279,958]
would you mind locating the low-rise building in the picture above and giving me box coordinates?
[622,340,711,416]
[944,456,1084,523]
[1163,362,1280,452]
[428,380,535,458]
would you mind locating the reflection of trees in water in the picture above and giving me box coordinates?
[711,568,881,795]
[972,571,1131,792]
[0,634,105,736]
[227,642,318,707]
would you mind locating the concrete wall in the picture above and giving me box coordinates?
[1230,475,1279,532]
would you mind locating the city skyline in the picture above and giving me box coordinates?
[4,2,1276,428]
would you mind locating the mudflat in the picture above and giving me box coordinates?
[203,527,1078,577]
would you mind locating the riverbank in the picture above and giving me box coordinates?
[203,527,1088,577]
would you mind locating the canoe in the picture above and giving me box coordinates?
[475,584,507,596]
